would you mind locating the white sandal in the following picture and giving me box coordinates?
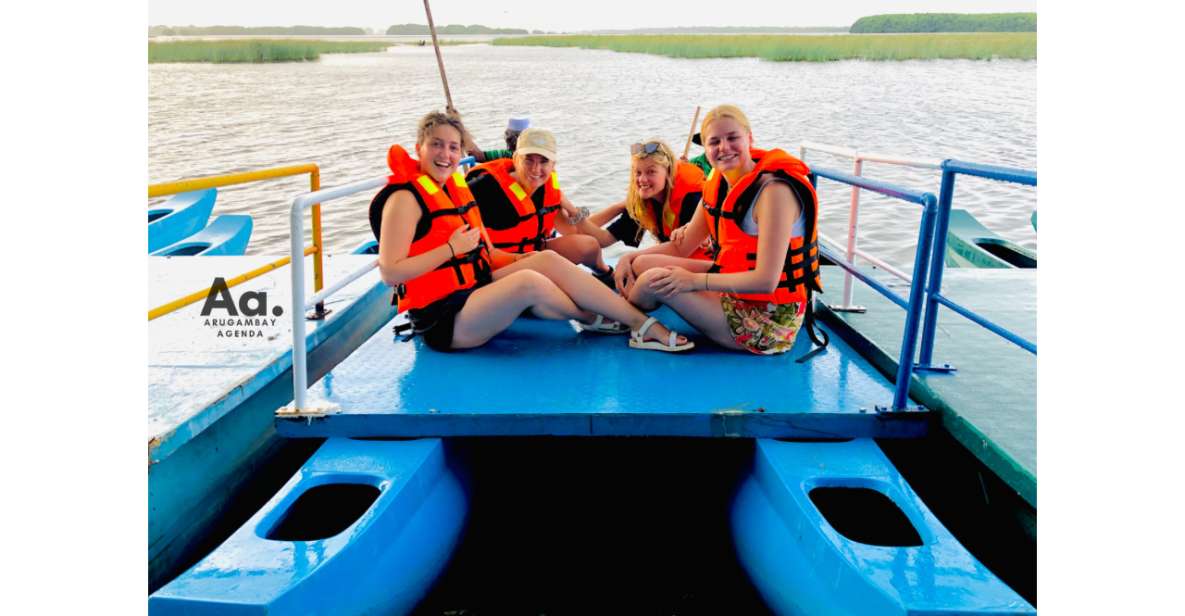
[573,314,630,334]
[629,316,695,352]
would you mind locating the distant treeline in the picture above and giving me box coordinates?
[149,25,367,36]
[386,23,531,35]
[850,13,1036,33]
[585,26,848,35]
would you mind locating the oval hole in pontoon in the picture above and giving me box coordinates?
[163,244,211,256]
[808,487,922,547]
[974,240,1036,268]
[148,211,170,223]
[266,483,381,541]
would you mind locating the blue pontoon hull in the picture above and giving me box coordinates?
[148,189,216,253]
[731,438,1034,615]
[945,209,1036,269]
[151,214,253,256]
[150,438,467,615]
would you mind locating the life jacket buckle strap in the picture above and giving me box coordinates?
[392,321,417,342]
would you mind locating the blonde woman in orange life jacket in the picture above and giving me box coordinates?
[370,111,694,353]
[617,105,825,355]
[582,139,713,272]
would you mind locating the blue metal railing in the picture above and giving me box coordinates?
[917,159,1038,366]
[810,167,938,411]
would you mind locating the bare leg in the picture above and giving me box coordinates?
[498,250,688,346]
[632,254,713,275]
[546,234,609,274]
[451,270,593,349]
[629,268,744,351]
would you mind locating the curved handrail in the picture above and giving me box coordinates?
[810,166,938,411]
[286,176,389,414]
[917,160,1038,364]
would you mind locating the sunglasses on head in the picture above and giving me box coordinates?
[630,142,662,156]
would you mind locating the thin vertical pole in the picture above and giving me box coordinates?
[423,0,455,112]
[893,194,938,410]
[310,168,326,317]
[289,201,308,412]
[843,158,863,308]
[682,106,701,159]
[918,166,956,366]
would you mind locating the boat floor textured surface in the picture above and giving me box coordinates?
[149,254,382,464]
[278,304,928,439]
[818,267,1036,507]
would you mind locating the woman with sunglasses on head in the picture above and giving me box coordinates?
[584,140,714,274]
[617,104,825,355]
[465,127,619,289]
[370,111,694,353]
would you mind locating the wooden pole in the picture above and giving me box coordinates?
[682,106,702,159]
[422,0,454,112]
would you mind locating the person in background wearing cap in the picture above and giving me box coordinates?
[468,116,530,163]
[466,127,619,289]
[371,110,694,353]
[681,132,713,176]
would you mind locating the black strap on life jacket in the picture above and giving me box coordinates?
[744,238,822,293]
[425,199,480,220]
[391,247,491,306]
[392,320,416,342]
[795,291,830,363]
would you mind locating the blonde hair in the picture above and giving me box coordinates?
[700,104,752,141]
[624,139,677,241]
[416,110,469,147]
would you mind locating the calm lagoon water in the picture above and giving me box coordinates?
[148,43,1036,269]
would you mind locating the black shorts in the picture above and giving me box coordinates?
[407,288,479,352]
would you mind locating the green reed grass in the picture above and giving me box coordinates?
[492,33,1035,61]
[148,40,393,63]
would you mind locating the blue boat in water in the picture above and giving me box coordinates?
[149,150,1037,613]
[944,209,1036,269]
[148,188,216,253]
[150,214,254,256]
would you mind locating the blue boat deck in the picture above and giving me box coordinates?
[148,254,391,464]
[817,266,1036,507]
[277,298,930,440]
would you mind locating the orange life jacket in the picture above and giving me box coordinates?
[466,158,563,253]
[701,148,822,305]
[371,145,492,312]
[654,161,709,259]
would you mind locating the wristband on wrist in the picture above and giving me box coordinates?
[447,241,456,258]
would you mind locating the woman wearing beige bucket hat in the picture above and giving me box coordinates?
[466,127,619,289]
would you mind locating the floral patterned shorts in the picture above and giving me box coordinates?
[720,296,806,355]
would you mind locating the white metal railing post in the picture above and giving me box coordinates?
[289,198,310,411]
[285,175,390,414]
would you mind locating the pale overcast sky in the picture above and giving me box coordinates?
[148,1,1037,32]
